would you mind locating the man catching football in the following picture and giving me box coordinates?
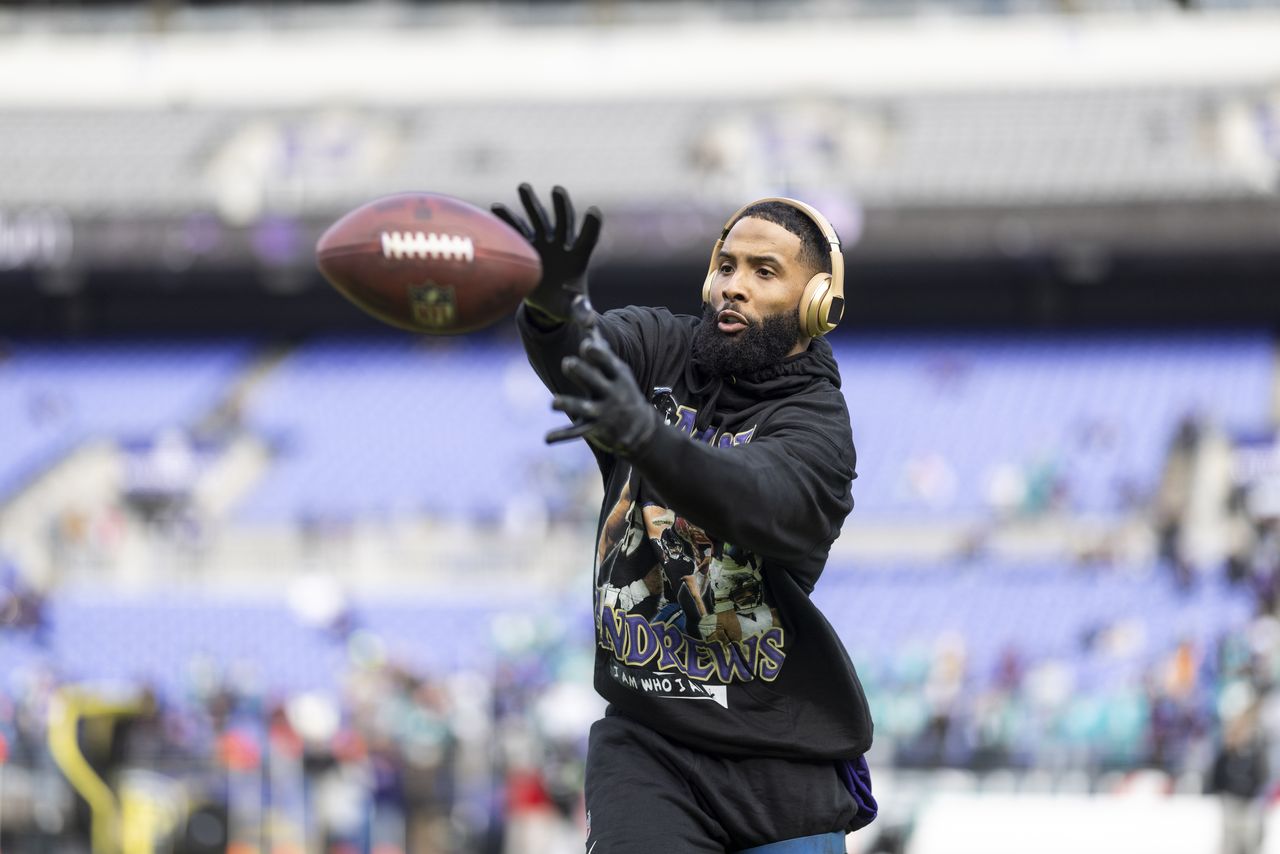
[494,184,876,854]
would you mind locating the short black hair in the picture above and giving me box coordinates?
[728,201,833,277]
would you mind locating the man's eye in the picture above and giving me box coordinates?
[758,268,775,278]
[719,263,733,275]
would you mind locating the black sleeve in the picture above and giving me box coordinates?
[516,303,657,398]
[628,396,856,587]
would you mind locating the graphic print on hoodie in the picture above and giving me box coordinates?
[594,417,788,707]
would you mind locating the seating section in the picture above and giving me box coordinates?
[0,90,1268,219]
[2,333,1270,521]
[822,561,1253,692]
[0,110,228,215]
[834,333,1274,517]
[0,560,1250,768]
[233,337,595,523]
[235,332,1274,522]
[822,560,1255,765]
[0,592,516,698]
[0,331,1270,770]
[846,89,1267,205]
[0,342,250,499]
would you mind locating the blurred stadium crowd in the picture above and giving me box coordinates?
[4,330,1280,852]
[3,0,1280,852]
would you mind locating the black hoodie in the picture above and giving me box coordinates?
[519,304,873,762]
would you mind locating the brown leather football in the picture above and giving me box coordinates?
[316,192,542,334]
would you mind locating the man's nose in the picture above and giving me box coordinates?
[721,271,748,303]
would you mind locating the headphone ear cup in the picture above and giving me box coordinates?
[799,273,832,338]
[702,268,715,305]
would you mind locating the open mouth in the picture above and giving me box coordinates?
[717,309,748,334]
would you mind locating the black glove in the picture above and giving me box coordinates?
[548,334,661,457]
[492,184,602,323]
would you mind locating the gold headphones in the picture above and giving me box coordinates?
[701,196,846,338]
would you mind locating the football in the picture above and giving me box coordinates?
[315,192,542,334]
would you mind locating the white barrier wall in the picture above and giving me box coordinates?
[906,793,1225,854]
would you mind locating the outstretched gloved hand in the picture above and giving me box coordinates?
[548,333,661,457]
[492,184,602,323]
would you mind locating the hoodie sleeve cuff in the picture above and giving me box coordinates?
[518,302,569,334]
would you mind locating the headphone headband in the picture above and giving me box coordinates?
[703,196,846,337]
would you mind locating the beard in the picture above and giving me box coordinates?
[690,303,803,378]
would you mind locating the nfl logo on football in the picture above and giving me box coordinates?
[409,282,457,329]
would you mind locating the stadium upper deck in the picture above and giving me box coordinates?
[0,0,1277,334]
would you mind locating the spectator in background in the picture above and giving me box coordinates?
[1155,416,1202,567]
[0,554,48,643]
[1208,706,1268,854]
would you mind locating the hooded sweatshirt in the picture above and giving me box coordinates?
[519,304,873,762]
